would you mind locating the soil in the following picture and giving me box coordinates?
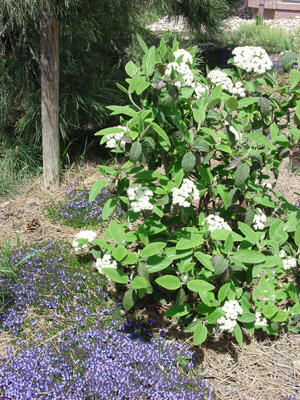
[0,157,299,400]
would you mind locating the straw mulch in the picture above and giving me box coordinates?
[0,158,299,400]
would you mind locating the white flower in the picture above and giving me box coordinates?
[218,316,237,333]
[207,69,245,97]
[174,49,193,65]
[205,214,231,232]
[279,249,287,259]
[72,230,97,252]
[171,178,199,208]
[105,126,129,150]
[127,186,153,213]
[95,254,117,274]
[218,300,243,333]
[253,208,267,231]
[192,82,207,99]
[263,182,273,190]
[255,311,268,327]
[165,61,194,87]
[232,46,273,74]
[222,300,243,320]
[283,256,297,271]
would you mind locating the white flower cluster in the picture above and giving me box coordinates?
[95,254,117,274]
[127,186,153,213]
[218,300,243,333]
[106,126,129,150]
[252,208,267,231]
[192,82,207,99]
[164,48,208,98]
[174,49,193,65]
[207,69,245,97]
[279,250,297,270]
[72,230,97,252]
[205,215,232,232]
[232,46,273,74]
[255,311,268,327]
[165,61,194,87]
[171,178,199,208]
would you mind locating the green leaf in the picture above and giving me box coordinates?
[176,237,203,250]
[112,247,128,262]
[141,242,166,258]
[269,219,288,246]
[147,255,173,273]
[206,309,224,324]
[102,268,128,284]
[289,68,300,89]
[294,222,300,247]
[121,252,139,265]
[131,276,148,289]
[107,105,137,117]
[211,229,243,242]
[238,97,260,108]
[218,282,231,302]
[233,323,243,345]
[194,252,214,271]
[272,310,288,322]
[125,60,139,78]
[102,198,117,220]
[164,304,191,317]
[142,46,156,76]
[136,33,148,54]
[155,275,181,290]
[193,323,208,345]
[211,254,229,275]
[237,312,256,323]
[129,141,142,162]
[235,162,250,186]
[260,96,272,117]
[262,303,277,319]
[187,279,215,292]
[226,96,238,110]
[123,289,136,310]
[150,122,171,150]
[184,319,202,333]
[89,179,106,202]
[233,250,265,264]
[109,220,125,244]
[135,77,150,95]
[181,152,196,173]
[238,222,257,244]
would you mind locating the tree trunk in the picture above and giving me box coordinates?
[40,8,60,190]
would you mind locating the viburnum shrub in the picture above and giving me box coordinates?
[77,37,300,345]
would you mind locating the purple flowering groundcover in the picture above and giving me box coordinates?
[0,241,216,400]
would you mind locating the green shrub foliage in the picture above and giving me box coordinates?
[85,37,300,345]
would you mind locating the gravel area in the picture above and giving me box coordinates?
[148,14,300,33]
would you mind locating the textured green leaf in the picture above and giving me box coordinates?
[233,324,243,345]
[181,152,196,173]
[123,289,136,310]
[141,242,166,258]
[193,323,208,345]
[89,179,106,202]
[102,198,117,220]
[164,304,190,317]
[131,276,148,289]
[235,162,250,186]
[155,275,181,290]
[187,279,215,292]
[129,141,142,162]
[102,268,128,284]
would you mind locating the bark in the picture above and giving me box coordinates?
[40,8,60,190]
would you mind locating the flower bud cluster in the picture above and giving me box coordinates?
[171,178,199,208]
[72,230,97,252]
[205,215,232,232]
[174,49,193,65]
[255,311,268,327]
[252,208,267,231]
[127,186,153,213]
[106,126,129,150]
[207,69,245,97]
[95,254,117,274]
[232,46,273,74]
[218,300,243,333]
[279,250,297,270]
